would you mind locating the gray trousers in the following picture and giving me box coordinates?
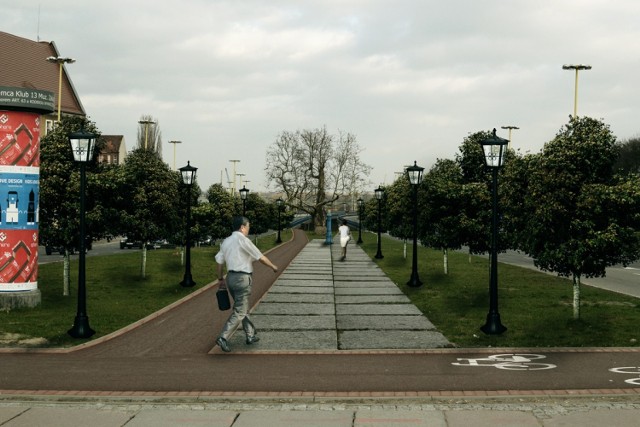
[218,272,256,340]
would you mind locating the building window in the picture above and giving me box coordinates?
[45,120,55,135]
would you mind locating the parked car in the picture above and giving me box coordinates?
[198,236,214,246]
[45,245,75,255]
[119,238,143,249]
[120,238,172,250]
[152,239,176,249]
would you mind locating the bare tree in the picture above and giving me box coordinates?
[265,126,371,229]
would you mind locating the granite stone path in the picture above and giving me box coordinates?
[219,239,451,352]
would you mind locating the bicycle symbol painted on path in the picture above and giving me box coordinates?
[452,353,557,371]
[609,367,640,385]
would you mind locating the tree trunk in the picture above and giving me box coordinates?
[63,251,70,296]
[141,246,147,279]
[443,248,449,275]
[572,273,581,320]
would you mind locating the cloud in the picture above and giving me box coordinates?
[4,0,640,192]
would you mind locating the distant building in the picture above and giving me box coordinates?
[98,135,127,165]
[0,31,125,163]
[0,31,85,134]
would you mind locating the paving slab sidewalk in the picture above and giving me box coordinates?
[218,239,451,353]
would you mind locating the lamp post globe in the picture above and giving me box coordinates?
[239,185,249,216]
[374,186,384,259]
[406,161,424,288]
[179,161,198,288]
[356,197,364,244]
[479,129,509,335]
[276,197,283,243]
[67,127,97,339]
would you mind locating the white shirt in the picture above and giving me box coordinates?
[215,231,263,273]
[339,225,350,238]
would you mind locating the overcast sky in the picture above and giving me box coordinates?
[6,1,640,193]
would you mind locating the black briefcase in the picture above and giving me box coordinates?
[216,287,231,311]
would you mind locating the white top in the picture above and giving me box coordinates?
[215,231,264,273]
[338,225,350,238]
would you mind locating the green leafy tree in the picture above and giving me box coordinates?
[520,117,640,319]
[243,192,271,239]
[457,131,493,183]
[39,115,104,295]
[118,148,180,278]
[455,131,494,255]
[421,159,467,273]
[500,153,539,251]
[205,183,236,241]
[383,178,413,247]
[191,202,216,245]
[614,136,640,175]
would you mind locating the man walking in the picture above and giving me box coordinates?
[215,216,278,352]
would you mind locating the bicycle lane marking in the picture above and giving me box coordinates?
[609,367,640,385]
[452,353,557,371]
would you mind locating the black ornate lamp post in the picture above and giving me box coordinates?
[239,185,249,216]
[374,185,384,259]
[356,197,364,244]
[67,127,97,339]
[406,161,424,288]
[179,161,197,288]
[275,197,283,243]
[479,128,509,335]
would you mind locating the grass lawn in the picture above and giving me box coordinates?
[354,231,640,348]
[3,227,639,349]
[0,230,291,348]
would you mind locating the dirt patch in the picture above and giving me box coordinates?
[0,332,49,347]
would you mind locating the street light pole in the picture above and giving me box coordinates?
[138,119,156,150]
[374,185,384,259]
[356,198,364,244]
[168,140,182,170]
[179,161,198,288]
[67,127,96,339]
[406,161,424,288]
[276,198,283,243]
[563,64,592,118]
[479,129,509,335]
[46,56,75,123]
[500,126,519,150]
[239,185,249,216]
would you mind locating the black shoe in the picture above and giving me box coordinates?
[246,335,260,345]
[216,337,231,352]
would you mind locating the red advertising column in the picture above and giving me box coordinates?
[0,86,54,309]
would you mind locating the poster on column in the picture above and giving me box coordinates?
[0,110,41,291]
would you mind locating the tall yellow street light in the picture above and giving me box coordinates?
[500,125,519,150]
[46,56,75,122]
[168,140,182,170]
[237,173,246,191]
[562,64,592,118]
[138,119,156,150]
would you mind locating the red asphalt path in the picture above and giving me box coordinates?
[1,229,639,399]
